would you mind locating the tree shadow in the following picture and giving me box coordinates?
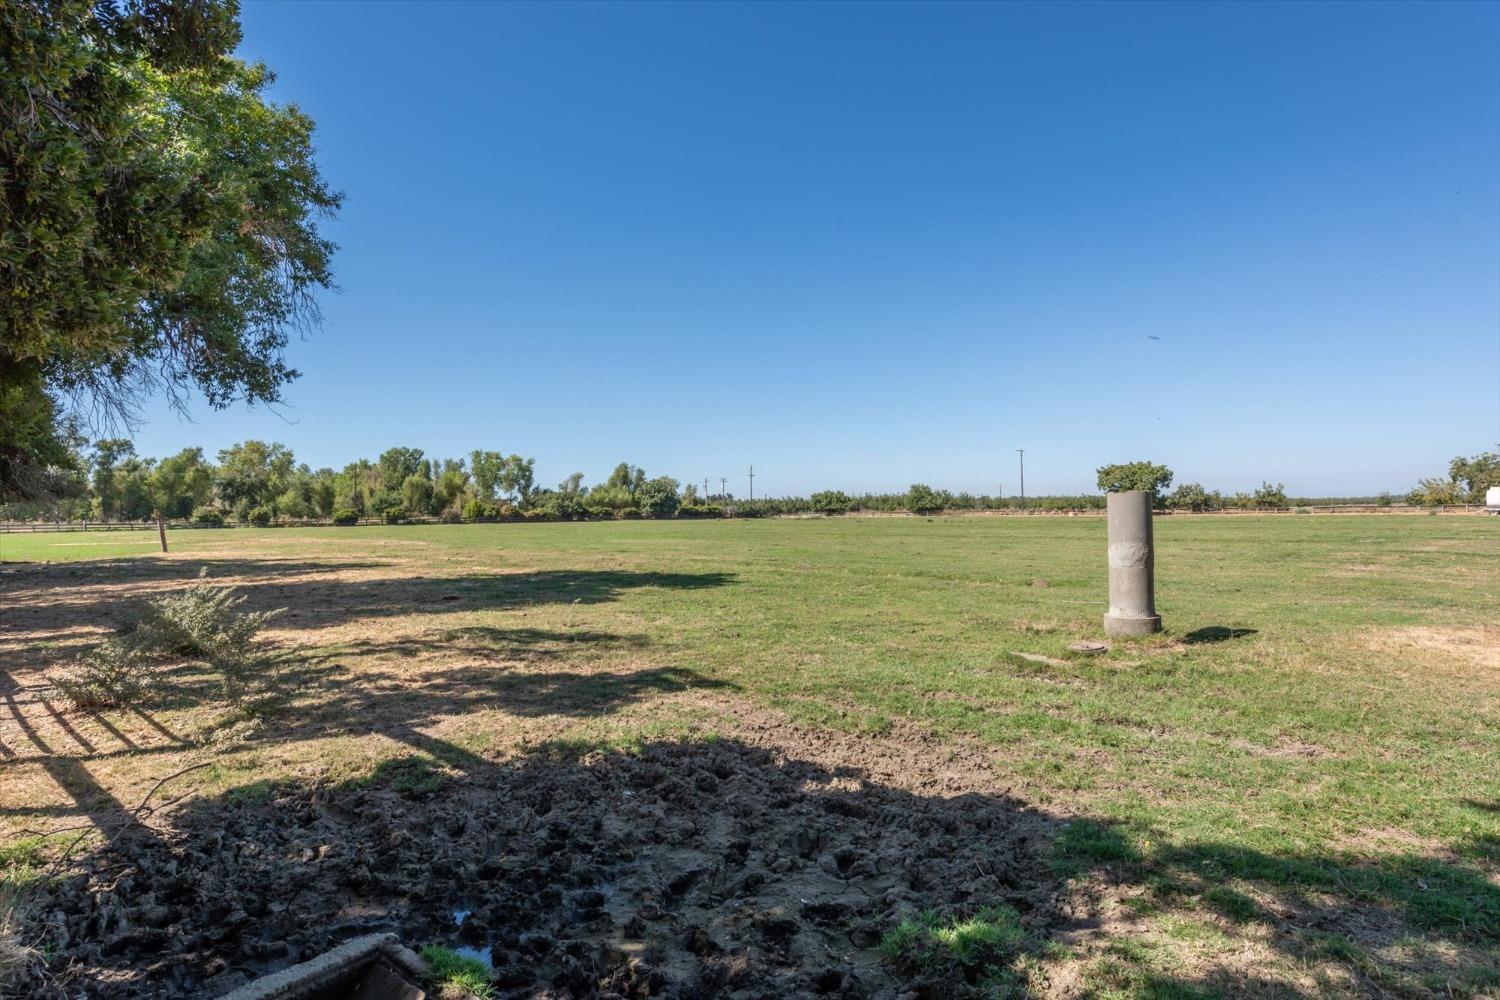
[1,558,738,652]
[1055,820,1500,996]
[17,737,1500,999]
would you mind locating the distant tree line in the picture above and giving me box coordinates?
[1406,451,1499,506]
[7,444,1471,526]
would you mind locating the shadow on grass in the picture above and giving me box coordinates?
[2,558,738,655]
[1181,625,1259,644]
[15,736,1499,999]
[1055,819,1500,996]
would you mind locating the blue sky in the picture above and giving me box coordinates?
[129,1,1500,497]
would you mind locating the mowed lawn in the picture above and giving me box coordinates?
[2,515,1497,996]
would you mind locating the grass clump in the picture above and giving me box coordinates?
[56,569,285,713]
[0,841,44,991]
[0,887,36,993]
[419,945,493,999]
[881,905,1025,987]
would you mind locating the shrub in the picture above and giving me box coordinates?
[906,483,948,514]
[54,636,153,709]
[729,501,770,518]
[439,506,463,524]
[462,499,498,521]
[1252,481,1289,509]
[677,504,724,519]
[246,506,273,527]
[618,507,642,520]
[636,476,681,518]
[57,571,285,714]
[383,506,407,525]
[192,506,225,527]
[331,508,359,526]
[533,493,586,520]
[1168,483,1221,512]
[811,490,851,514]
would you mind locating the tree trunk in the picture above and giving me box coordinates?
[156,509,168,553]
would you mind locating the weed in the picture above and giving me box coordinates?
[880,905,1025,988]
[419,945,493,999]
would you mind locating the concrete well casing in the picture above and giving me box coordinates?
[1104,490,1162,637]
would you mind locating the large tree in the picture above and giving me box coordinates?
[214,440,294,513]
[0,0,339,499]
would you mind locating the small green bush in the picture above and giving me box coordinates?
[54,636,153,709]
[57,571,285,714]
[906,483,948,514]
[462,499,498,521]
[192,506,225,527]
[618,507,642,520]
[331,508,359,526]
[811,490,852,514]
[676,504,725,519]
[636,476,681,518]
[246,506,273,527]
[383,506,407,525]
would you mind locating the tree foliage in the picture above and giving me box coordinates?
[1251,481,1289,509]
[636,476,681,518]
[1096,461,1174,496]
[0,0,339,499]
[1167,482,1221,512]
[1411,451,1500,505]
[906,483,948,514]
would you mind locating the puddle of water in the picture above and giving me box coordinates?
[449,909,492,969]
[452,944,493,970]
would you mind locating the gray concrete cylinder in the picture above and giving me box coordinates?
[1104,490,1162,637]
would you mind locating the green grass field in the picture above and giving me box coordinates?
[2,515,1497,996]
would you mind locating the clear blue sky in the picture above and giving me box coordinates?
[130,0,1500,497]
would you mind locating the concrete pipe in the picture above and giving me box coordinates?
[1104,490,1161,637]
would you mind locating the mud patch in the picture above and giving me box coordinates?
[17,734,1061,998]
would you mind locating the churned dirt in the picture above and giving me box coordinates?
[17,706,1066,999]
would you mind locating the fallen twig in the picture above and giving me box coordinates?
[45,761,212,874]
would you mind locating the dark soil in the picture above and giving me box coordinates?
[18,734,1062,998]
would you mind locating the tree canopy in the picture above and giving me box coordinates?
[1096,461,1174,496]
[0,0,339,498]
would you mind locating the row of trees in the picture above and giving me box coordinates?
[11,446,1463,526]
[1407,452,1499,506]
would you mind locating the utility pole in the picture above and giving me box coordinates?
[719,476,728,498]
[1017,449,1026,503]
[703,478,709,499]
[748,465,755,500]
